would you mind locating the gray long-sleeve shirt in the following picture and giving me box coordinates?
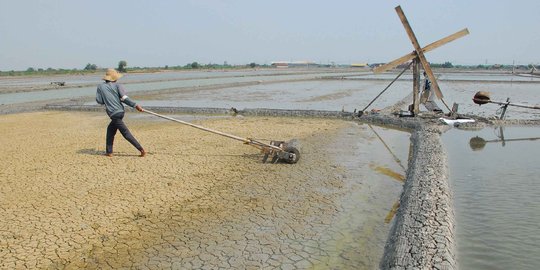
[96,82,137,117]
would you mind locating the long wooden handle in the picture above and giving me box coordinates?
[142,109,283,151]
[143,109,248,142]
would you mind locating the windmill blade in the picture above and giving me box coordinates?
[373,28,469,74]
[394,5,445,100]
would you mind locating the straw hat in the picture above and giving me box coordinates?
[103,68,123,81]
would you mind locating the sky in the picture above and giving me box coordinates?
[1,0,539,71]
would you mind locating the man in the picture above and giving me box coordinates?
[420,71,432,104]
[420,71,442,112]
[96,68,146,157]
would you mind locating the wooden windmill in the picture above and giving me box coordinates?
[374,5,469,115]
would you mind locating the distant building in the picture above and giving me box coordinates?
[271,61,289,68]
[351,63,369,68]
[271,61,319,68]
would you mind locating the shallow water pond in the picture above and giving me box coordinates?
[308,123,408,268]
[137,80,412,112]
[443,126,540,270]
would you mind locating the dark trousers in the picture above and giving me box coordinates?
[106,112,143,154]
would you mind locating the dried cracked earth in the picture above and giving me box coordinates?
[0,111,403,269]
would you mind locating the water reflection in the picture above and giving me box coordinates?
[469,127,540,151]
[367,124,407,224]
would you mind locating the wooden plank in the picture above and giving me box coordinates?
[395,5,444,100]
[373,28,469,73]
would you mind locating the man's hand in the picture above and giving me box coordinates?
[135,105,144,112]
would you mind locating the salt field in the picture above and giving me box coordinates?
[1,69,539,269]
[3,1,540,268]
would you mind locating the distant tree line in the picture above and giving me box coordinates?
[2,60,537,77]
[84,63,97,70]
[430,61,454,68]
[0,60,268,76]
[430,62,539,70]
[161,61,261,70]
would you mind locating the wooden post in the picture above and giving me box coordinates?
[412,58,420,114]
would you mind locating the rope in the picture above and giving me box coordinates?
[360,62,412,114]
[440,97,452,112]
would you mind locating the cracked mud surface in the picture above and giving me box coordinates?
[0,111,403,269]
